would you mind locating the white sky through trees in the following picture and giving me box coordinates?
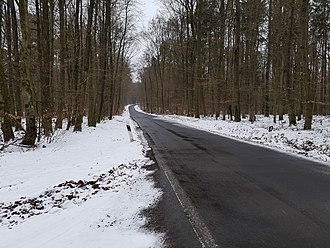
[140,0,160,28]
[131,0,160,82]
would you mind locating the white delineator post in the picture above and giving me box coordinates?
[126,123,134,142]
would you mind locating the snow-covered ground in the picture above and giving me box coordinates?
[0,110,163,248]
[1,106,329,248]
[164,114,330,164]
[136,106,330,164]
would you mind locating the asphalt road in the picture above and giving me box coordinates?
[129,106,330,248]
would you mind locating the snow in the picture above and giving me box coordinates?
[0,109,164,248]
[135,106,330,164]
[1,105,329,247]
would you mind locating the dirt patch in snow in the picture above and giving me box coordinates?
[0,162,142,229]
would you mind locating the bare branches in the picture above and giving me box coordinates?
[138,0,330,127]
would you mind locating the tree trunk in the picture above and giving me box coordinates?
[8,0,23,130]
[74,0,95,131]
[55,0,66,129]
[233,0,241,122]
[0,4,15,141]
[40,0,53,136]
[301,0,313,130]
[284,1,296,126]
[19,0,37,146]
[73,0,82,132]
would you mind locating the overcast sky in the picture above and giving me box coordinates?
[139,0,160,29]
[130,0,161,82]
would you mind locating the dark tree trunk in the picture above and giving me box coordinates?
[19,0,37,146]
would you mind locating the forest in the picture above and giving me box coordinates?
[0,0,329,146]
[0,0,136,145]
[139,0,330,129]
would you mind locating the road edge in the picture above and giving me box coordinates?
[151,146,219,248]
[129,106,219,248]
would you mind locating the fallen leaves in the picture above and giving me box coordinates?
[0,161,142,229]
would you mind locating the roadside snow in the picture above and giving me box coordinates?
[135,106,330,164]
[0,110,163,248]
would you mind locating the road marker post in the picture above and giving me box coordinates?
[126,123,134,142]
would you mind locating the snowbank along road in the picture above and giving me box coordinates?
[129,106,330,248]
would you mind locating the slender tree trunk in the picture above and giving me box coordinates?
[8,0,22,129]
[19,0,37,145]
[233,0,241,122]
[72,0,82,131]
[284,1,296,126]
[0,4,15,141]
[264,0,272,117]
[97,0,111,122]
[55,0,66,129]
[39,0,53,136]
[74,0,95,131]
[301,0,313,129]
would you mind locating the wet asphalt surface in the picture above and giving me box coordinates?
[130,106,330,248]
